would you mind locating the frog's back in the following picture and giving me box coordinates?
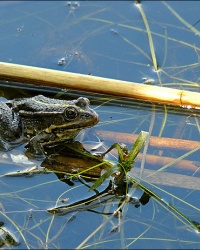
[11,95,73,113]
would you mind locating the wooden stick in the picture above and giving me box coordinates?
[131,168,200,190]
[94,130,200,172]
[95,130,200,151]
[0,62,200,108]
[83,142,199,172]
[135,152,198,172]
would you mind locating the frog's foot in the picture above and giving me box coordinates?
[24,132,51,159]
[0,139,11,151]
[24,142,46,159]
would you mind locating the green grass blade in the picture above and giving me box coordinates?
[136,2,158,70]
[128,131,149,163]
[129,175,200,232]
[88,165,118,192]
[162,1,200,36]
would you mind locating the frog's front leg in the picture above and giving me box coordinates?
[25,131,53,158]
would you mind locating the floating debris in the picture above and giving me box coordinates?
[4,166,49,177]
[57,57,66,65]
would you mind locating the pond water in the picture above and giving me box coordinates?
[0,1,200,249]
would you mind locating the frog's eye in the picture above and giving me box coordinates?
[65,107,78,120]
[76,97,90,107]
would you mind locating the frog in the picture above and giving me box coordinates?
[0,95,99,158]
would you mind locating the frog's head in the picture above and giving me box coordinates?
[45,97,99,138]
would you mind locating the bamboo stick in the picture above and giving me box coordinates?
[95,130,200,151]
[0,62,200,108]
